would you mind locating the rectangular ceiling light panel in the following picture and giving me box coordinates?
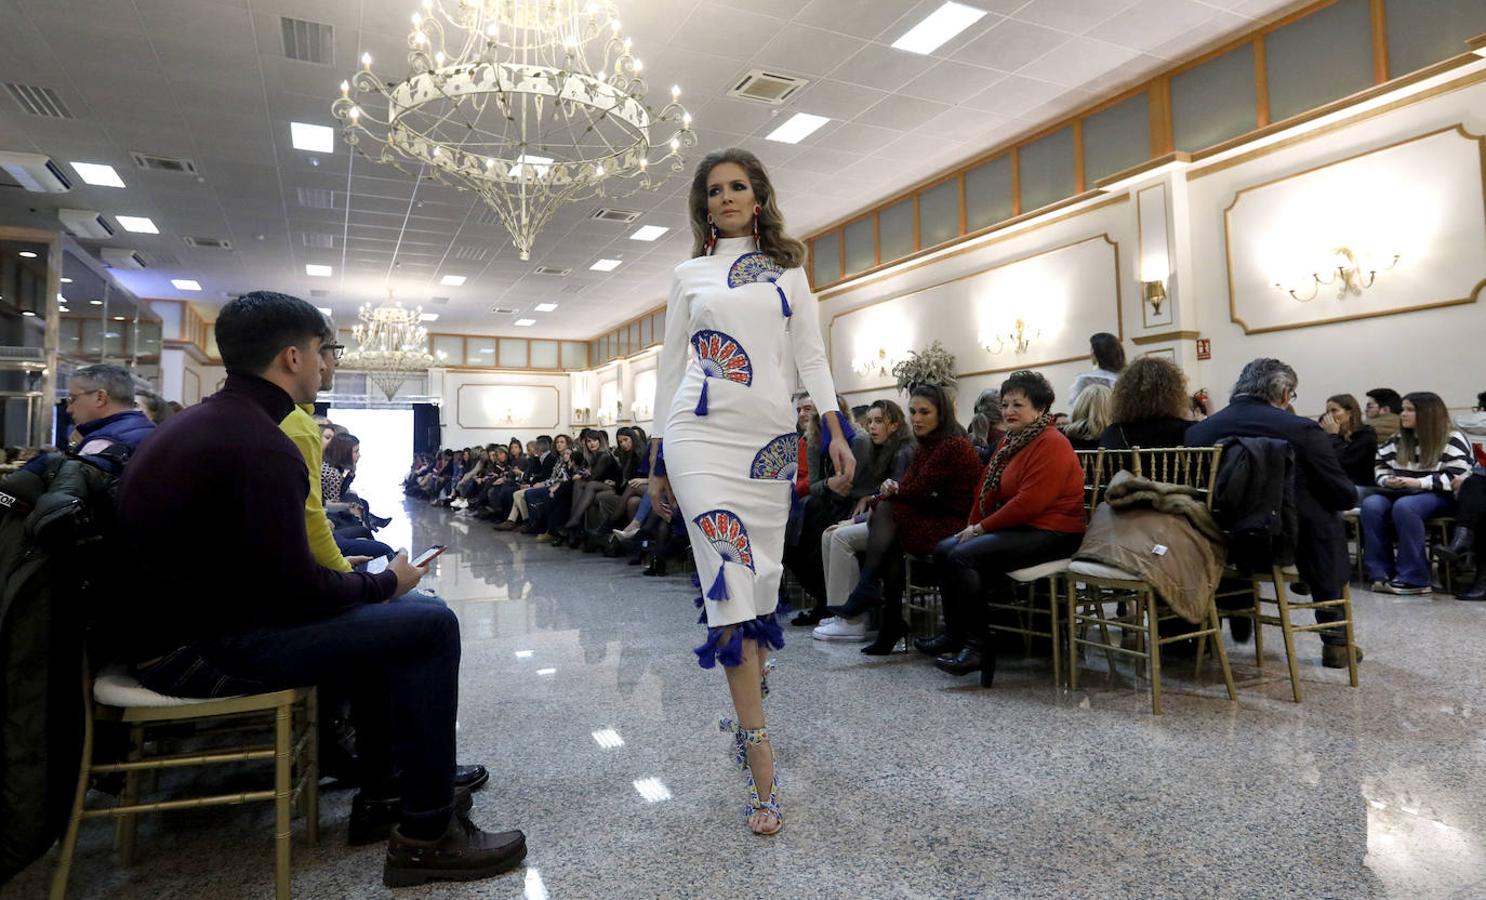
[171,279,202,291]
[765,113,830,144]
[892,2,988,55]
[514,318,535,326]
[534,302,558,312]
[440,274,467,286]
[589,258,621,271]
[290,122,336,153]
[70,162,125,187]
[306,264,333,276]
[629,225,669,241]
[115,215,159,234]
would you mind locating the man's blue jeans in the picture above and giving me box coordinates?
[138,596,460,835]
[1361,490,1455,587]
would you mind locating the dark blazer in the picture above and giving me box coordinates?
[1329,424,1378,487]
[525,451,557,485]
[1100,417,1192,451]
[1187,396,1357,599]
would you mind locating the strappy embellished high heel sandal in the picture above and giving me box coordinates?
[760,658,775,700]
[718,721,782,836]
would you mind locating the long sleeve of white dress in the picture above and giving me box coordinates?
[654,274,690,442]
[782,267,840,419]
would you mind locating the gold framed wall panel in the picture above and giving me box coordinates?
[1223,123,1486,334]
[455,384,562,429]
[1135,182,1176,329]
[828,234,1125,395]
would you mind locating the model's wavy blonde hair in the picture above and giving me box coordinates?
[689,147,806,269]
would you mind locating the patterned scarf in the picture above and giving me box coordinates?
[977,413,1053,505]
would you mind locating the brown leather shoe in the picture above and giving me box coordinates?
[493,521,520,531]
[1322,644,1363,668]
[383,804,526,888]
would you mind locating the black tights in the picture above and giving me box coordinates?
[1457,474,1486,549]
[565,481,613,529]
[856,502,907,616]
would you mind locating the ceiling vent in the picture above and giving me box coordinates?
[100,249,147,270]
[727,69,808,105]
[297,187,336,209]
[590,207,641,224]
[301,232,335,249]
[129,152,199,175]
[452,245,489,261]
[532,265,570,276]
[430,295,451,305]
[490,306,519,314]
[560,284,586,294]
[4,82,74,119]
[0,151,72,193]
[144,252,182,268]
[58,209,115,239]
[281,17,334,65]
[183,236,233,250]
[310,289,330,298]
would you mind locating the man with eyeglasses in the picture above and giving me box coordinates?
[62,363,155,471]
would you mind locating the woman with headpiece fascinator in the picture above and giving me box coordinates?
[649,148,853,836]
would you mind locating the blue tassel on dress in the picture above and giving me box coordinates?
[775,284,792,318]
[694,613,787,669]
[694,377,710,416]
[707,562,730,600]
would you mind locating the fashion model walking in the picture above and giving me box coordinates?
[649,148,852,835]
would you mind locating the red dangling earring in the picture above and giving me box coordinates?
[705,214,719,255]
[752,204,762,249]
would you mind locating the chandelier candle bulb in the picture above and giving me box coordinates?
[340,80,349,97]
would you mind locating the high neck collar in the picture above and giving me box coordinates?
[220,371,297,423]
[714,235,756,255]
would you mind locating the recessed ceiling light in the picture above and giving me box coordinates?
[439,275,467,286]
[90,299,103,306]
[290,122,336,153]
[171,278,202,291]
[766,112,831,144]
[514,318,536,327]
[112,315,127,321]
[589,258,621,272]
[18,251,38,258]
[306,264,332,277]
[891,2,987,55]
[116,215,159,234]
[420,313,439,322]
[508,154,553,177]
[60,277,72,283]
[70,162,125,187]
[535,667,556,675]
[316,306,333,316]
[629,225,669,241]
[534,302,558,312]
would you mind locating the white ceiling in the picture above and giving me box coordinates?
[0,0,1301,339]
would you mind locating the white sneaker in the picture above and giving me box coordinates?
[813,616,874,642]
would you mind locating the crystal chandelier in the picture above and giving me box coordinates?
[331,0,697,261]
[343,291,437,400]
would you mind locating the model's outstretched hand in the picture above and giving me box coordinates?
[649,474,676,522]
[829,437,855,484]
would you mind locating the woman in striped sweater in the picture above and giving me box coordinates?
[1360,391,1473,595]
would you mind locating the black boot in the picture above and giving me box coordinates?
[913,633,960,656]
[1458,571,1486,602]
[934,639,983,676]
[861,617,908,655]
[642,557,668,577]
[1437,526,1475,563]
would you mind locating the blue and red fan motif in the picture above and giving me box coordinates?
[690,330,753,386]
[727,252,792,317]
[693,509,756,572]
[749,433,799,481]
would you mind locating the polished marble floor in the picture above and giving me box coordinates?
[10,497,1486,899]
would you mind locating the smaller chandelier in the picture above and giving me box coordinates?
[852,346,901,379]
[1274,246,1400,302]
[980,318,1038,355]
[343,290,436,400]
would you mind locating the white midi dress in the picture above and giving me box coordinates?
[654,236,842,668]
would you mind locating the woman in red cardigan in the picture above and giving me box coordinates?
[827,383,981,654]
[922,370,1086,677]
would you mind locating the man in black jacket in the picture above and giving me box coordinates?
[118,291,525,887]
[1188,358,1361,669]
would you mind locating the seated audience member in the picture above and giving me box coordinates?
[560,430,618,546]
[1365,388,1403,441]
[603,426,651,530]
[813,399,914,642]
[1457,391,1486,438]
[323,433,371,531]
[494,436,556,530]
[585,427,642,536]
[787,395,875,624]
[1060,382,1112,451]
[1069,332,1125,402]
[1321,393,1379,488]
[921,371,1086,676]
[60,363,156,471]
[970,389,1005,463]
[135,389,175,426]
[1438,465,1486,600]
[1187,358,1360,668]
[1362,391,1472,595]
[529,441,577,538]
[828,384,980,655]
[117,290,524,885]
[1099,355,1195,452]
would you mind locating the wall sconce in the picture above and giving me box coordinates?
[1141,279,1167,315]
[632,400,652,420]
[851,346,901,379]
[980,318,1039,355]
[1274,246,1400,302]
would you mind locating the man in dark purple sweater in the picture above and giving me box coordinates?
[118,291,526,887]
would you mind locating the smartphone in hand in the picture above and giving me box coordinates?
[412,544,448,567]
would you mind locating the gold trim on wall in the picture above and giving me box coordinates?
[827,234,1124,393]
[454,383,562,430]
[1222,123,1486,335]
[1132,330,1201,345]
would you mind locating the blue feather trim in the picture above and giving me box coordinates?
[775,284,792,318]
[707,562,730,600]
[694,613,787,669]
[691,573,702,589]
[694,377,710,416]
